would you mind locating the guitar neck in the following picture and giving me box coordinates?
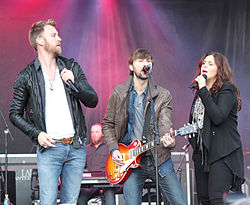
[130,123,197,158]
[132,130,176,157]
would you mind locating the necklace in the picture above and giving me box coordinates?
[49,80,54,91]
[46,67,58,91]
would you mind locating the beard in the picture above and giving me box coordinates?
[44,39,62,57]
[91,136,104,145]
[134,70,148,80]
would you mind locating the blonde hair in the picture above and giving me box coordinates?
[29,19,56,50]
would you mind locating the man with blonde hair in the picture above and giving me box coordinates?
[9,19,98,205]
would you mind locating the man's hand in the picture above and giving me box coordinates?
[61,68,74,84]
[112,150,125,166]
[162,129,176,148]
[38,132,56,148]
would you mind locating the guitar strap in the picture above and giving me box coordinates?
[142,102,152,144]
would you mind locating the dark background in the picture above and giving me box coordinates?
[0,0,249,168]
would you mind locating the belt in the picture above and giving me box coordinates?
[55,137,73,145]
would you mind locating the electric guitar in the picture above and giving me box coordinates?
[106,123,197,184]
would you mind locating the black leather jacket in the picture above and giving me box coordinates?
[9,56,98,150]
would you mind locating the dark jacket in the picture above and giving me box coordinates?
[189,82,245,188]
[103,75,173,166]
[9,56,98,150]
[85,140,109,172]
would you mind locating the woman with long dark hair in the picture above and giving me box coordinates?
[189,51,245,204]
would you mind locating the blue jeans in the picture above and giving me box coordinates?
[37,142,86,205]
[123,156,187,205]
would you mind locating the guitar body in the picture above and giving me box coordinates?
[105,123,197,185]
[106,139,146,184]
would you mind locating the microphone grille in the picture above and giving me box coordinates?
[202,74,207,79]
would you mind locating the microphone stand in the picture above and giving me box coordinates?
[0,108,14,204]
[176,142,190,183]
[145,71,160,205]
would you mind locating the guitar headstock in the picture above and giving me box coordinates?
[176,123,197,136]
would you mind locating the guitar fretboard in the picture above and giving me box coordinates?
[128,123,197,158]
[132,140,155,156]
[131,130,177,157]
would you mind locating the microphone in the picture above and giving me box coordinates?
[189,74,207,89]
[60,68,79,93]
[142,64,151,72]
[67,79,79,93]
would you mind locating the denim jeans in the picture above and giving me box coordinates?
[37,142,86,205]
[123,156,187,205]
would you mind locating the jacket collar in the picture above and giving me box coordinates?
[34,56,66,72]
[124,75,159,99]
[34,57,41,71]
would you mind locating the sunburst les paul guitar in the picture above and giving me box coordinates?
[106,123,197,184]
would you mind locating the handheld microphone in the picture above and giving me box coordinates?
[142,64,151,72]
[60,68,79,93]
[67,79,79,93]
[189,74,207,89]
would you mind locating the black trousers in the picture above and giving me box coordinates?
[193,153,233,205]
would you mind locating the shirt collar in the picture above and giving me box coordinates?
[90,140,106,148]
[129,80,134,92]
[129,79,148,96]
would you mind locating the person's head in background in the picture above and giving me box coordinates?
[90,123,104,148]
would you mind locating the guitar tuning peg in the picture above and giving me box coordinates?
[188,134,191,138]
[187,122,190,125]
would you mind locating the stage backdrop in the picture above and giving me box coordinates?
[0,0,249,161]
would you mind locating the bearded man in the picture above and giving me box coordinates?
[9,19,98,205]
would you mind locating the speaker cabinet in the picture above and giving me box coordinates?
[0,171,16,204]
[0,154,37,205]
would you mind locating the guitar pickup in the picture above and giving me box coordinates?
[121,153,125,161]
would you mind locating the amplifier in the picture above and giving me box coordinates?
[0,154,37,205]
[172,152,191,205]
[0,171,16,204]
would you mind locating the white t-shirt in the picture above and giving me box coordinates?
[42,68,75,139]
